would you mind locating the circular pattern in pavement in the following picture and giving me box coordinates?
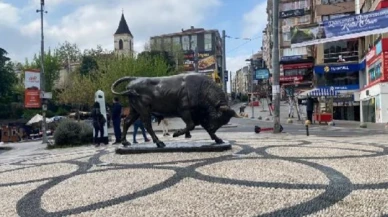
[0,134,387,216]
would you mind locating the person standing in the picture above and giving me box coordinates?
[111,97,122,144]
[288,97,295,118]
[91,102,106,147]
[133,119,150,144]
[161,118,170,136]
[306,95,318,123]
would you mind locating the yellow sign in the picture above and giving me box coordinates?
[324,66,330,73]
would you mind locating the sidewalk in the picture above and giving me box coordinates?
[235,100,388,130]
[108,117,238,135]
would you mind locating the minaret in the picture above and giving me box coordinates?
[114,12,134,57]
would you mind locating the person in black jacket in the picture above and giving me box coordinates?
[306,95,318,123]
[111,97,122,144]
[91,102,106,147]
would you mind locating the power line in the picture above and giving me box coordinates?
[226,36,262,54]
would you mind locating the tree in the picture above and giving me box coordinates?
[0,48,17,102]
[56,41,81,65]
[79,55,98,76]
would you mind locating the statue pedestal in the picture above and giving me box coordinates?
[115,140,231,154]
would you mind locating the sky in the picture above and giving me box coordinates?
[0,0,268,90]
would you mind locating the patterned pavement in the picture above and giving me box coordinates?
[0,132,388,217]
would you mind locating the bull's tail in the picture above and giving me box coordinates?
[111,76,138,95]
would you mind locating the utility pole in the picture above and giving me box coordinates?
[272,0,281,133]
[250,62,254,119]
[194,46,199,73]
[222,30,227,93]
[37,0,48,143]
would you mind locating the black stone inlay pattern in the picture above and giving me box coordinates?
[0,138,385,216]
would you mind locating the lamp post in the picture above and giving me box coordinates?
[246,59,254,119]
[36,0,48,144]
[272,0,281,133]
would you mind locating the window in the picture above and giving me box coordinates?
[129,40,132,51]
[191,35,197,50]
[322,13,353,21]
[298,15,311,24]
[323,39,359,63]
[316,72,359,87]
[119,39,123,50]
[321,0,353,5]
[283,47,307,56]
[368,61,382,83]
[162,37,171,51]
[204,33,212,51]
[280,0,310,11]
[173,36,180,48]
[182,35,190,51]
[283,32,291,42]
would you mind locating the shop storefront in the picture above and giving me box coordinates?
[314,62,364,121]
[358,38,388,123]
[280,55,314,98]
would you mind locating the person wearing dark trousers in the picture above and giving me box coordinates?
[91,102,106,147]
[111,97,122,144]
[306,95,318,123]
[133,119,150,144]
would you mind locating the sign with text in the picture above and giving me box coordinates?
[280,75,303,83]
[254,69,269,80]
[24,70,41,108]
[291,8,388,48]
[279,9,305,19]
[183,51,216,73]
[314,63,362,74]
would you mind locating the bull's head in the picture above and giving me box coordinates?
[219,105,241,118]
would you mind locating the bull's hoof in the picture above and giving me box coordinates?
[122,141,131,147]
[185,133,192,139]
[172,132,181,137]
[156,141,166,148]
[215,139,224,144]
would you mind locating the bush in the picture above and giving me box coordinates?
[53,119,93,147]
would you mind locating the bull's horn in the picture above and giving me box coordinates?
[111,76,138,95]
[219,105,229,111]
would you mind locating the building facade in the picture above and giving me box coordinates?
[114,13,134,57]
[149,26,223,84]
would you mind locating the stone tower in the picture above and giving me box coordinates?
[114,12,133,57]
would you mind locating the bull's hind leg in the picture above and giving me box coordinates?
[141,115,166,148]
[173,110,195,138]
[202,122,224,144]
[121,112,140,147]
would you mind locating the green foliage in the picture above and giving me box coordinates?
[0,48,18,101]
[79,55,98,76]
[241,94,249,102]
[53,119,92,147]
[56,41,81,63]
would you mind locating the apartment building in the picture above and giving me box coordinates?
[149,26,223,83]
[357,0,388,123]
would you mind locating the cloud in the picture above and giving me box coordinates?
[241,1,267,39]
[0,1,20,26]
[2,0,222,62]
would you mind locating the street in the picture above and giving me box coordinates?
[0,114,388,216]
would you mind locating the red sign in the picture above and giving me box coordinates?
[280,75,303,82]
[282,63,313,70]
[384,51,388,80]
[24,89,41,108]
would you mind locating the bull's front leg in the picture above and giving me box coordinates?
[173,110,195,138]
[121,113,139,147]
[141,115,166,148]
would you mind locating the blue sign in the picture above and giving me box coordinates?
[323,8,388,38]
[254,69,269,80]
[376,40,382,55]
[317,85,360,91]
[280,55,303,62]
[314,63,362,74]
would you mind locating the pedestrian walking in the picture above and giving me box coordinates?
[91,102,106,147]
[111,97,122,144]
[288,97,295,118]
[133,119,150,144]
[306,95,318,123]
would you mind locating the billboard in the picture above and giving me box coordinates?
[183,51,216,73]
[291,8,388,48]
[24,70,41,108]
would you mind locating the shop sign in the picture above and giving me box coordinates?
[280,55,303,62]
[283,62,313,70]
[314,63,362,74]
[317,85,360,91]
[183,51,216,73]
[279,9,305,19]
[280,75,303,82]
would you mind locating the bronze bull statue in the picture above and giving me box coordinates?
[111,72,240,148]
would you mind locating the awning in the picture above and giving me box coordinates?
[298,88,339,98]
[26,114,43,125]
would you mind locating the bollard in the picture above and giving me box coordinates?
[305,120,311,136]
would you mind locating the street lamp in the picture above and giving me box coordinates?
[245,58,254,119]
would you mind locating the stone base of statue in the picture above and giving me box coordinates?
[115,140,232,155]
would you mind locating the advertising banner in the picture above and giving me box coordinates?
[24,70,41,108]
[183,51,216,73]
[279,9,305,19]
[291,8,388,48]
[254,69,269,80]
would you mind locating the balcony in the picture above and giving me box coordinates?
[316,1,355,16]
[323,39,359,63]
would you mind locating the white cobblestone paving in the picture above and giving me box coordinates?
[0,132,387,216]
